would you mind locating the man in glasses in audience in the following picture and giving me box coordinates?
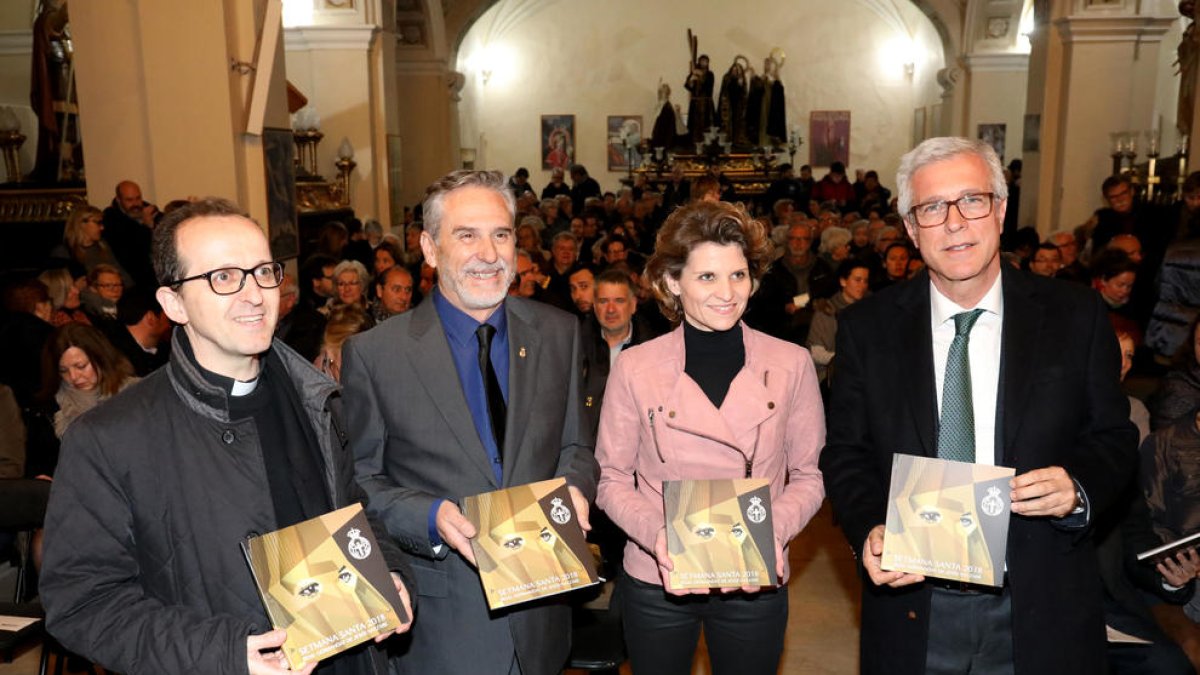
[822,137,1136,674]
[41,197,413,675]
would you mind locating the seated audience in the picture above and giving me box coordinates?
[315,303,372,382]
[1142,409,1200,626]
[37,268,89,327]
[0,278,54,407]
[745,221,815,344]
[1096,336,1196,674]
[809,226,852,300]
[372,266,414,322]
[80,264,125,322]
[331,259,373,322]
[109,291,172,376]
[568,264,597,316]
[1027,242,1062,277]
[807,259,870,384]
[1091,249,1142,344]
[0,383,24,478]
[872,242,910,292]
[54,205,135,289]
[1149,317,1200,430]
[100,180,159,290]
[40,323,137,439]
[373,239,403,280]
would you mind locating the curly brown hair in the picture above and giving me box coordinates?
[644,200,772,323]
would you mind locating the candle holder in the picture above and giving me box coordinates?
[294,129,324,178]
[334,138,355,207]
[0,130,26,183]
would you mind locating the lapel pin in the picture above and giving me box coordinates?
[519,347,527,358]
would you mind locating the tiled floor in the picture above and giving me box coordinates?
[5,504,862,674]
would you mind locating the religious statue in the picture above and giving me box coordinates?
[1179,0,1199,136]
[30,0,82,183]
[651,82,688,151]
[746,50,787,148]
[717,56,749,146]
[684,30,715,142]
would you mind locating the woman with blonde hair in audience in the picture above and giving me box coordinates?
[314,303,371,382]
[595,199,825,675]
[37,268,90,327]
[40,323,137,438]
[57,205,134,288]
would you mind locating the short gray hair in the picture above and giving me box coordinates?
[896,137,1008,218]
[332,259,370,286]
[819,226,852,255]
[422,170,515,239]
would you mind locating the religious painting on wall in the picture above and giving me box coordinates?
[607,115,643,171]
[541,114,575,171]
[978,123,1007,162]
[263,127,299,261]
[809,111,850,167]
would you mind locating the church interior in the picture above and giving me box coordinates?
[5,0,1200,673]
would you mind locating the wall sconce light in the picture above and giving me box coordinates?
[481,68,493,85]
[904,62,915,78]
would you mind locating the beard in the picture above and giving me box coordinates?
[441,257,515,311]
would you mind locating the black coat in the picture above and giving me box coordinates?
[41,334,411,674]
[821,267,1138,674]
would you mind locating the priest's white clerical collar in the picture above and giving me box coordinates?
[230,378,260,397]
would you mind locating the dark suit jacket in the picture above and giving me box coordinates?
[820,267,1138,674]
[342,296,598,675]
[579,314,659,436]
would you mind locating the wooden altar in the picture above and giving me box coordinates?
[629,153,783,197]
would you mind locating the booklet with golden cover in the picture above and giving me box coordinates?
[463,477,599,610]
[663,478,776,590]
[242,503,406,670]
[881,454,1015,587]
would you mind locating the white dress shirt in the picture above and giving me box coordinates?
[930,275,1004,466]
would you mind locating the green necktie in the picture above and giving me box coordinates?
[937,309,984,464]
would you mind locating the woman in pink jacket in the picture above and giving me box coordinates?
[595,200,825,675]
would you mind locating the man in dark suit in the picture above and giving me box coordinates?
[821,137,1137,674]
[342,169,598,675]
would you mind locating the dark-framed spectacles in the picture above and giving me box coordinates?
[164,262,284,296]
[908,192,996,228]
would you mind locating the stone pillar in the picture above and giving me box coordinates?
[394,59,458,208]
[284,24,387,220]
[1028,4,1174,233]
[68,0,290,226]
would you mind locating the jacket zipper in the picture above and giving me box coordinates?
[648,409,665,463]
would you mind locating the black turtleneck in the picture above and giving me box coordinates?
[683,320,745,408]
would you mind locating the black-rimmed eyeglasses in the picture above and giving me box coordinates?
[164,262,284,296]
[908,192,996,228]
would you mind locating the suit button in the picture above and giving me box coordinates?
[222,430,236,444]
[668,411,676,418]
[767,401,775,409]
[907,611,918,620]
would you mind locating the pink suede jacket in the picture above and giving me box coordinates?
[595,322,826,586]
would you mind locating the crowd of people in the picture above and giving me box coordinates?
[3,141,1200,674]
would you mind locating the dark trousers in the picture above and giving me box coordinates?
[620,575,787,675]
[925,585,1015,675]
